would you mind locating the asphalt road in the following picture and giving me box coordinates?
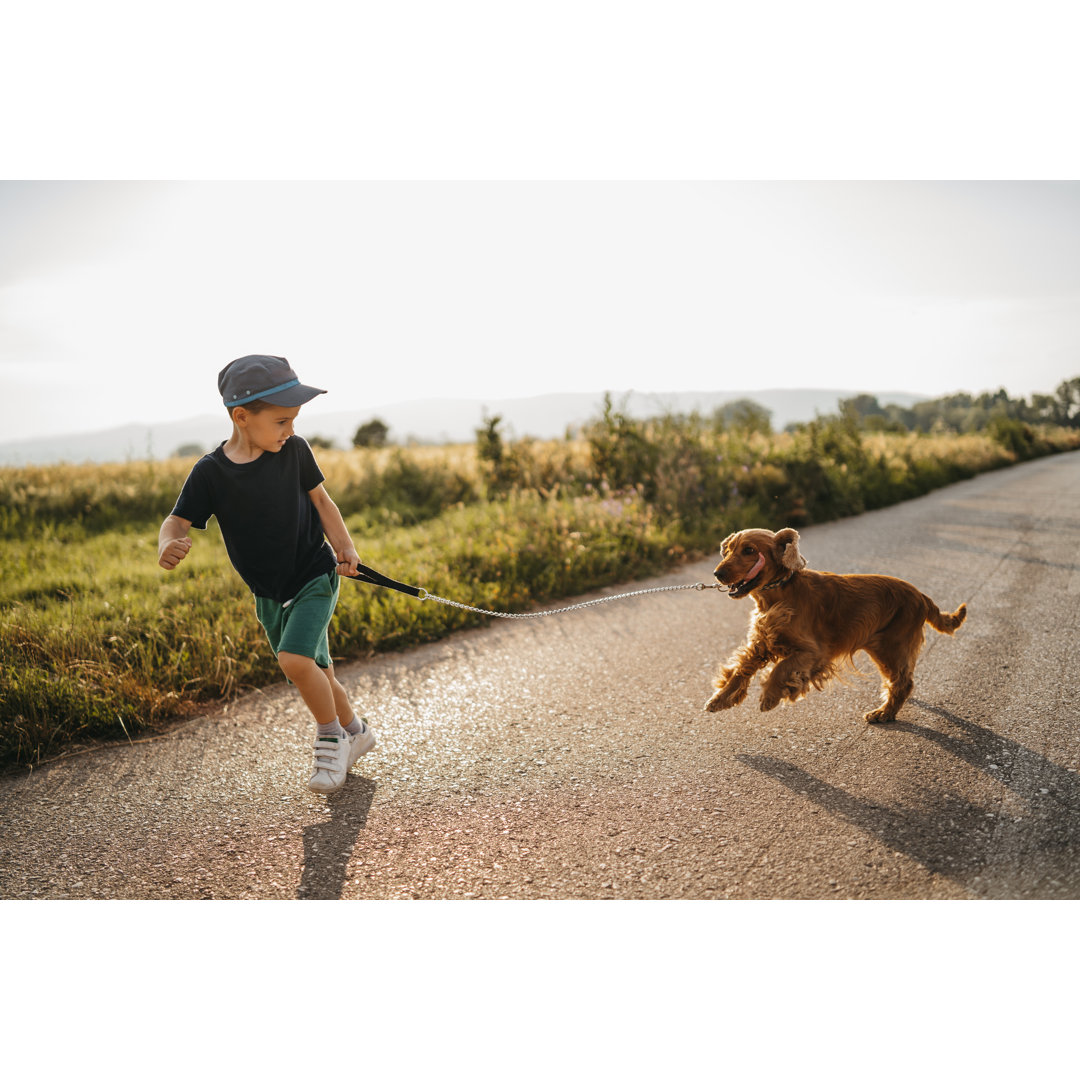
[3,451,1079,900]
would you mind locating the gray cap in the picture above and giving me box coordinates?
[218,355,326,408]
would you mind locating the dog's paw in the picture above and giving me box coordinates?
[864,707,897,724]
[705,683,746,712]
[759,683,785,711]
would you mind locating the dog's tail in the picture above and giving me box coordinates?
[924,596,967,634]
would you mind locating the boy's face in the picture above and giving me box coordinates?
[235,404,302,453]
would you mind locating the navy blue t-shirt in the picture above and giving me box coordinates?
[171,436,336,603]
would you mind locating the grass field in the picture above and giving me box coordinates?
[4,412,1078,767]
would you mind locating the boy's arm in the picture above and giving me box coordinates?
[158,515,193,570]
[308,485,360,576]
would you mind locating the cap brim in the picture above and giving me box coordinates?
[259,384,327,406]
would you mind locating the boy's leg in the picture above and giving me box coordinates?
[277,651,338,726]
[276,653,362,733]
[278,651,353,793]
[324,663,354,725]
[280,654,376,789]
[259,575,375,792]
[325,661,377,758]
[262,574,341,727]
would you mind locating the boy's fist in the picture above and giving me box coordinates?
[159,537,192,570]
[335,546,361,577]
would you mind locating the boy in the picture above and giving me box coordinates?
[158,354,375,794]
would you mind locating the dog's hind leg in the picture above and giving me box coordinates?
[863,647,916,723]
[759,654,815,712]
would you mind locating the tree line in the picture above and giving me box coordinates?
[838,376,1080,434]
[265,375,1080,458]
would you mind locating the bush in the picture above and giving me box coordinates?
[353,419,390,448]
[335,450,478,525]
[987,416,1038,459]
[584,394,661,497]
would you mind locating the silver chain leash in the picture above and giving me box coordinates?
[419,580,723,619]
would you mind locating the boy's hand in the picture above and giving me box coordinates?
[335,546,361,577]
[159,537,192,570]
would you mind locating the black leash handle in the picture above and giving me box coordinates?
[347,561,425,599]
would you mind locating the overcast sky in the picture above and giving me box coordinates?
[3,179,1078,442]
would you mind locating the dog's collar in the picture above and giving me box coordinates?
[762,570,795,591]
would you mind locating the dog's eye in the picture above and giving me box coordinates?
[742,546,756,556]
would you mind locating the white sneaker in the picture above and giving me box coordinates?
[308,733,351,793]
[346,720,376,768]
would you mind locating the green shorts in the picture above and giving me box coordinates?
[255,571,340,671]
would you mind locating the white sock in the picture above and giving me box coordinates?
[317,720,344,738]
[343,716,364,736]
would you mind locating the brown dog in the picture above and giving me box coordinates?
[704,527,966,723]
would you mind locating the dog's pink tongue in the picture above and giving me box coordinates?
[729,552,766,593]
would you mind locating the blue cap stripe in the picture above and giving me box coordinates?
[226,378,300,406]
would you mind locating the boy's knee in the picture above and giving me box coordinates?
[278,650,316,680]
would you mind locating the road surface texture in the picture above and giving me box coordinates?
[3,452,1079,900]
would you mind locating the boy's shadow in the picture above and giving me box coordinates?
[298,777,377,900]
[737,701,1080,897]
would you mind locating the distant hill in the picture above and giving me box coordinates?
[0,388,926,466]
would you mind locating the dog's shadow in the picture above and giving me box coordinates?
[737,701,1080,897]
[298,776,377,900]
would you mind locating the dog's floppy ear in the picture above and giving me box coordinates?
[774,528,806,571]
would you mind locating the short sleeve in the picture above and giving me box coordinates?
[171,459,215,529]
[294,437,326,493]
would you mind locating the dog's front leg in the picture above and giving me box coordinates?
[759,654,814,712]
[705,641,771,713]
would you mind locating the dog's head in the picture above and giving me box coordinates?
[713,527,807,599]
